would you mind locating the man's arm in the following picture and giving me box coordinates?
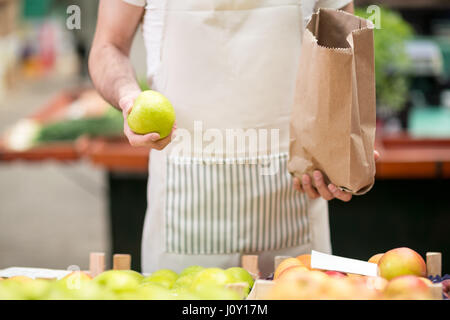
[89,0,174,148]
[89,0,142,110]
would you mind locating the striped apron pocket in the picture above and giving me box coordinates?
[164,153,311,255]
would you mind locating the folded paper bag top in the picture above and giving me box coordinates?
[288,8,376,195]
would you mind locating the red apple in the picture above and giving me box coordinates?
[417,277,433,286]
[266,270,328,300]
[277,265,309,280]
[274,258,305,280]
[368,253,384,264]
[383,275,432,300]
[324,271,347,278]
[364,276,388,292]
[378,247,426,280]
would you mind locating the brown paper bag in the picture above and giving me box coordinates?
[288,8,376,195]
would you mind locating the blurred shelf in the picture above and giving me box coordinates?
[86,137,150,173]
[0,91,82,163]
[375,131,450,179]
[0,141,79,162]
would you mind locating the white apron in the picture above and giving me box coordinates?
[140,0,332,277]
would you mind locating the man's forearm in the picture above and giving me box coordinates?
[89,43,141,110]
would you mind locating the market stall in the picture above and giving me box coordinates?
[0,0,449,304]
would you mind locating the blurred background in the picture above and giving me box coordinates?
[0,0,449,273]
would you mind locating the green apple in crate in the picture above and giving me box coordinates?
[225,267,254,294]
[173,273,197,289]
[179,265,204,278]
[190,268,235,291]
[142,269,178,289]
[94,270,142,293]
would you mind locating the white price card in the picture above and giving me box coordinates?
[0,267,72,280]
[310,250,379,277]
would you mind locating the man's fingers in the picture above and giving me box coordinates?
[125,122,175,149]
[302,174,319,199]
[313,171,334,201]
[153,134,173,150]
[328,184,352,202]
[293,177,303,192]
[133,132,162,147]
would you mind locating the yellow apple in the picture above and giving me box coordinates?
[378,247,426,280]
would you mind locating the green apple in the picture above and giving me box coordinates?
[190,268,235,292]
[142,269,178,289]
[49,280,113,300]
[46,282,76,300]
[191,284,242,300]
[59,271,92,291]
[127,90,175,138]
[170,287,201,300]
[179,265,205,278]
[225,267,254,294]
[0,280,24,300]
[12,279,51,300]
[119,282,175,300]
[94,270,141,293]
[121,270,145,282]
[173,273,196,289]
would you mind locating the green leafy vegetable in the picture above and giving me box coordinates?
[34,107,123,143]
[355,7,414,111]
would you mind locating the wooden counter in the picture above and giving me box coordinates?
[375,132,450,179]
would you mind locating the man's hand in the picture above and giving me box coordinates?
[293,150,380,202]
[119,91,176,149]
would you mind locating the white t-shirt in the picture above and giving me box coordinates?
[123,0,353,83]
